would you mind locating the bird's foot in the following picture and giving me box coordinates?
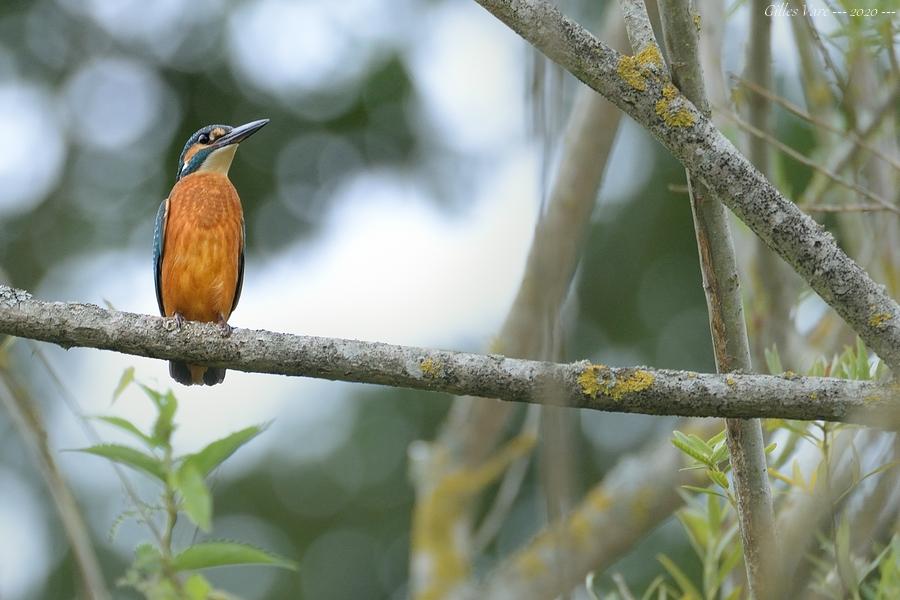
[165,312,185,332]
[216,315,232,338]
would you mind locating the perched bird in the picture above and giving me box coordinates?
[153,119,268,385]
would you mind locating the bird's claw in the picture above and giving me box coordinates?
[216,315,232,338]
[165,313,185,332]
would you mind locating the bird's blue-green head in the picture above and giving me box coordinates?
[176,119,269,181]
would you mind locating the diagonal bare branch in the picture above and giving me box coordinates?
[471,0,900,371]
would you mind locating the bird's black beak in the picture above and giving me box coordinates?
[211,119,269,149]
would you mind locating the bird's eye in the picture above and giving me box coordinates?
[198,134,210,144]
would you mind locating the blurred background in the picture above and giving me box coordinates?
[0,0,897,598]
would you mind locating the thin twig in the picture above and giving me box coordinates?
[659,0,777,596]
[801,204,896,213]
[0,372,110,600]
[798,82,900,207]
[617,0,658,51]
[731,75,900,172]
[801,10,847,92]
[718,107,899,213]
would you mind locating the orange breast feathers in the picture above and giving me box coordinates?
[161,173,244,323]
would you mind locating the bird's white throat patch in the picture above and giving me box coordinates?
[197,144,238,176]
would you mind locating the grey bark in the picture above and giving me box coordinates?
[2,285,899,425]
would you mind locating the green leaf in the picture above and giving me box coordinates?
[141,385,177,446]
[639,576,667,600]
[657,554,701,599]
[93,416,155,448]
[672,431,713,465]
[856,337,870,380]
[676,508,708,555]
[112,367,135,402]
[835,517,858,592]
[184,573,212,600]
[709,439,730,465]
[707,490,722,534]
[175,463,212,532]
[73,444,165,481]
[132,543,163,572]
[707,428,727,447]
[715,526,743,587]
[181,424,268,477]
[807,357,826,377]
[707,469,730,490]
[171,541,297,572]
[680,485,729,500]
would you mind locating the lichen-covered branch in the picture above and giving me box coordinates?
[3,285,900,425]
[471,0,900,371]
[471,419,722,600]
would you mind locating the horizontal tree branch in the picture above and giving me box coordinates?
[471,0,900,371]
[2,285,899,426]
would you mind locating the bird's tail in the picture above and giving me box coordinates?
[169,361,226,386]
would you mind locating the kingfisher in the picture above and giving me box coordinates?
[153,119,268,386]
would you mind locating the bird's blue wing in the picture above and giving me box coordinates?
[231,218,245,313]
[153,198,169,316]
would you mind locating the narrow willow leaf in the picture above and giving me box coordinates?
[172,541,297,572]
[112,367,135,402]
[856,337,869,379]
[707,490,722,534]
[94,416,155,448]
[709,440,729,465]
[676,509,707,555]
[707,429,727,447]
[182,424,268,477]
[672,431,712,465]
[145,387,177,446]
[768,468,797,487]
[175,463,212,532]
[657,554,702,599]
[836,518,859,592]
[680,485,728,500]
[639,575,666,600]
[73,444,165,481]
[707,469,729,490]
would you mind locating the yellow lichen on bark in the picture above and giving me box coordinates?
[869,312,891,328]
[617,44,664,91]
[411,432,537,599]
[578,364,654,401]
[655,83,696,127]
[420,357,441,378]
